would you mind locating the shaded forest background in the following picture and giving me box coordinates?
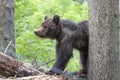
[15,0,88,72]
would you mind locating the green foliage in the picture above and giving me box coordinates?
[15,0,88,71]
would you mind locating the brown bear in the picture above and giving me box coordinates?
[34,15,88,77]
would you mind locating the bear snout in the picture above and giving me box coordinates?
[34,29,46,38]
[34,29,39,36]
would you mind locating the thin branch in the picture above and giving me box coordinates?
[4,40,12,54]
[37,59,55,69]
[31,51,40,67]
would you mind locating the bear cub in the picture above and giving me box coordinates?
[34,15,88,77]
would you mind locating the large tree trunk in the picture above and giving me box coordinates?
[0,0,16,58]
[119,0,120,55]
[88,0,120,80]
[119,0,120,76]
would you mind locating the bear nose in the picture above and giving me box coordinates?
[34,30,38,35]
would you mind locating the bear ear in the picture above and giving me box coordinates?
[44,16,49,20]
[53,15,60,25]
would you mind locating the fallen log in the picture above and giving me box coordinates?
[0,75,86,80]
[0,52,87,80]
[17,75,86,80]
[0,52,40,77]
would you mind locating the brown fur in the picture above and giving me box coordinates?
[34,15,89,76]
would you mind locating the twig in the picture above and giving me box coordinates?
[37,59,56,69]
[31,51,40,67]
[4,40,12,54]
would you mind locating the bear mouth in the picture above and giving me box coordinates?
[34,32,43,38]
[39,35,46,38]
[36,34,46,38]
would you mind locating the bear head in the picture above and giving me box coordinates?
[34,15,61,39]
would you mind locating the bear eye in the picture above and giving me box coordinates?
[44,26,48,28]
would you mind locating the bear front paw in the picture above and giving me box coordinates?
[45,67,63,75]
[73,69,87,78]
[45,70,60,75]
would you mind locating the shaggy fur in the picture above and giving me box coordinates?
[34,15,89,76]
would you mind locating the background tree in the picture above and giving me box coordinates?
[88,0,119,80]
[0,0,16,58]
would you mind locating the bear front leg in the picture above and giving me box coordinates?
[45,41,73,75]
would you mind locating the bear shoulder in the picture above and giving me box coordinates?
[62,20,77,31]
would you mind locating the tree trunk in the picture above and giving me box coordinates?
[119,0,120,57]
[0,52,40,77]
[119,0,120,76]
[0,0,16,58]
[88,0,120,80]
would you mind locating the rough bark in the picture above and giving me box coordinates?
[88,0,119,80]
[118,0,120,76]
[0,52,40,77]
[0,0,16,58]
[119,0,120,56]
